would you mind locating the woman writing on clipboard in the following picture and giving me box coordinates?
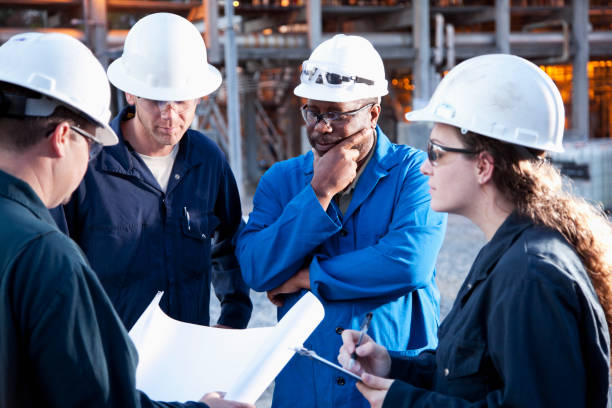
[338,54,612,407]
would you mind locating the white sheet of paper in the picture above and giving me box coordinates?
[129,291,324,403]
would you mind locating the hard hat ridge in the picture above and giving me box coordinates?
[406,54,565,152]
[107,13,222,101]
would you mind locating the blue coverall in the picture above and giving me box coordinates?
[236,128,447,408]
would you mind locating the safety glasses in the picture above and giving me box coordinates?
[300,61,375,88]
[137,97,197,115]
[300,103,375,126]
[427,140,477,166]
[70,125,103,161]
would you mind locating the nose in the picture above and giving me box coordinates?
[313,117,332,133]
[420,158,434,176]
[159,104,179,120]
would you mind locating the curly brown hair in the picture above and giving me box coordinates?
[459,131,612,354]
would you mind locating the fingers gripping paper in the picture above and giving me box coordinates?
[128,291,324,403]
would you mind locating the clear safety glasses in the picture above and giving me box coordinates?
[300,103,375,126]
[70,125,103,161]
[300,62,375,88]
[138,97,197,115]
[427,140,477,166]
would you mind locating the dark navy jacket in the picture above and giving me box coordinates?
[384,213,610,407]
[53,106,252,330]
[0,169,205,408]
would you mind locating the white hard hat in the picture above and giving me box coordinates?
[294,34,388,103]
[107,13,222,101]
[0,32,118,146]
[406,54,564,152]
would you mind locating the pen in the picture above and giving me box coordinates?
[183,206,191,231]
[293,346,362,381]
[348,312,373,370]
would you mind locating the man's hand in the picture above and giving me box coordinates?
[199,391,255,408]
[355,373,394,408]
[266,267,310,307]
[311,128,373,210]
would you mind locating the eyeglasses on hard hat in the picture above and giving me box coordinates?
[427,140,477,166]
[137,97,197,115]
[301,62,374,88]
[70,125,103,161]
[301,103,375,126]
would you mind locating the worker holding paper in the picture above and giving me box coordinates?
[52,13,252,332]
[0,33,252,408]
[236,34,447,408]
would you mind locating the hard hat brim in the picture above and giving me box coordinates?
[405,108,565,153]
[294,83,388,103]
[107,59,222,101]
[96,122,119,146]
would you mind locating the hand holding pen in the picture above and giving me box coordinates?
[348,312,373,370]
[338,314,392,379]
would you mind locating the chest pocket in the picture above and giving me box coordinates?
[179,211,219,277]
[436,336,491,401]
[442,338,486,380]
[181,210,220,241]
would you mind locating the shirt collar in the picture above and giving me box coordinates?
[468,212,532,282]
[0,169,56,226]
[97,105,207,174]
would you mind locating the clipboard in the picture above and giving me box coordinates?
[293,346,362,381]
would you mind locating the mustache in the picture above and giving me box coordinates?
[309,134,345,145]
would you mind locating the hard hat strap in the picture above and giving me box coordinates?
[0,91,59,118]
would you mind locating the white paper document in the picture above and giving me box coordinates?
[129,291,324,404]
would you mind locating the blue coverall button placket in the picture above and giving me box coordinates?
[236,128,447,408]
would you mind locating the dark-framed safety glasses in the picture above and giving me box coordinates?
[300,102,375,126]
[427,140,477,166]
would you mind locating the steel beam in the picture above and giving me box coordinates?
[306,0,321,50]
[495,0,510,53]
[413,0,431,109]
[572,0,589,139]
[224,0,243,195]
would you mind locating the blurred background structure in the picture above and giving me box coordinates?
[1,0,611,207]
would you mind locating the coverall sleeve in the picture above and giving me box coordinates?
[15,234,206,408]
[382,264,596,408]
[211,161,253,328]
[236,163,342,291]
[309,162,447,302]
[387,350,437,390]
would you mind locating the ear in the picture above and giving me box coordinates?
[48,121,72,158]
[125,93,137,105]
[369,104,381,129]
[475,151,495,185]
